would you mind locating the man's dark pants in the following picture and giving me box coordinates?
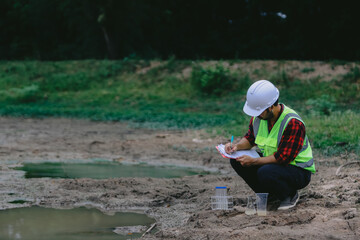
[230,159,311,200]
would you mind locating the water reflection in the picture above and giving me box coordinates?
[15,161,208,179]
[0,207,155,240]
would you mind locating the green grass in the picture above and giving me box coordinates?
[0,60,359,157]
[301,67,315,73]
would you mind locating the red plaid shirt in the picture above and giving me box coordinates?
[244,104,305,165]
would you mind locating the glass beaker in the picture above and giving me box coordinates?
[245,196,256,215]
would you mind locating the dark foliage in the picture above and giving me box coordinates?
[1,0,359,60]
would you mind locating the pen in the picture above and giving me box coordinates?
[231,135,234,148]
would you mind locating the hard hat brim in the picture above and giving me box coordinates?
[243,101,267,117]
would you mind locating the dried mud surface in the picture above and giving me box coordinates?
[0,117,359,239]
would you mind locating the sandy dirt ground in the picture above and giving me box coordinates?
[0,117,359,239]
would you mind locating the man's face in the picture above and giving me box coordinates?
[258,107,273,120]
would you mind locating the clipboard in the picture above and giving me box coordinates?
[216,144,260,159]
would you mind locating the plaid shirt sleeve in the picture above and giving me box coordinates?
[244,117,256,145]
[274,118,305,165]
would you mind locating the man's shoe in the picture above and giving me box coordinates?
[278,191,300,210]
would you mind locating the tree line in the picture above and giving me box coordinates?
[1,0,359,61]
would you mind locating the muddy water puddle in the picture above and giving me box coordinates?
[15,161,210,179]
[0,206,155,240]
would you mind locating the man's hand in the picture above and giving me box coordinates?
[236,155,257,166]
[225,142,237,154]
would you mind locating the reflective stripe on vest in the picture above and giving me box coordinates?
[276,113,314,169]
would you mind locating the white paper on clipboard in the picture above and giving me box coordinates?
[216,144,260,159]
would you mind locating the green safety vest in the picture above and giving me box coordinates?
[253,105,316,173]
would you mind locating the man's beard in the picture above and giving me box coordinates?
[258,109,274,120]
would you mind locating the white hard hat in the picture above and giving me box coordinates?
[243,80,279,116]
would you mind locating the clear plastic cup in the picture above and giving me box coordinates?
[256,193,268,216]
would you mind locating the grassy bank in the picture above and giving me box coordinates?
[0,59,359,157]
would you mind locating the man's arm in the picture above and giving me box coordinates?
[225,137,253,153]
[225,117,256,154]
[236,153,277,166]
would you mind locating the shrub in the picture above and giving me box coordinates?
[4,85,42,103]
[305,94,336,115]
[40,72,93,92]
[301,67,315,73]
[234,74,251,93]
[343,66,360,83]
[330,59,348,69]
[332,66,360,103]
[190,65,234,96]
[270,70,291,88]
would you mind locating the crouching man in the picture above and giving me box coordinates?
[226,80,315,210]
